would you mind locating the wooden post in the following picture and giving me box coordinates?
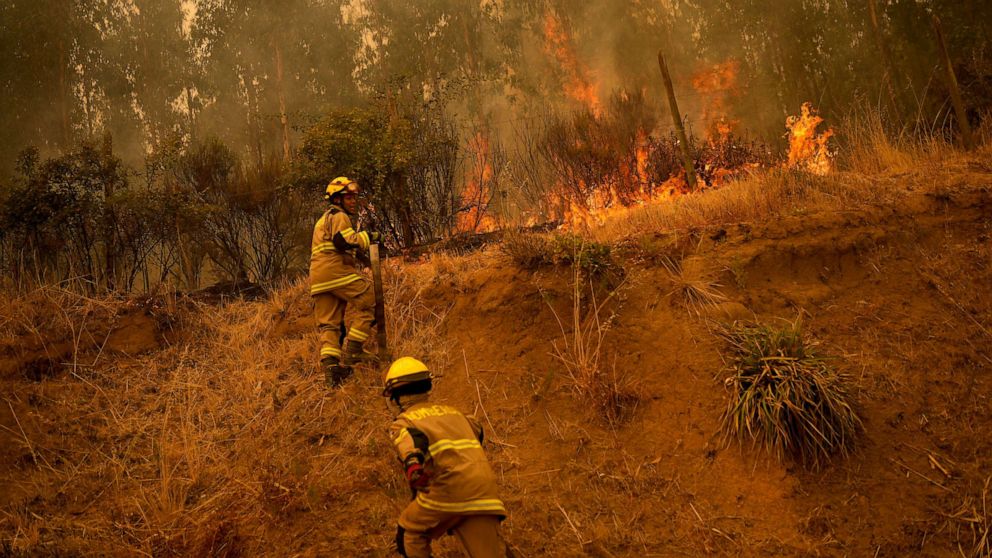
[931,15,975,150]
[657,50,697,189]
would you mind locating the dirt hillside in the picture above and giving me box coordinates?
[1,156,991,556]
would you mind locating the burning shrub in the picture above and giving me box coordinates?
[539,90,657,216]
[718,319,862,469]
[693,134,776,187]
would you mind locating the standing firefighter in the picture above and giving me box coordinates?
[383,357,511,558]
[310,176,381,387]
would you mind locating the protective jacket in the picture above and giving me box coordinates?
[390,402,506,517]
[309,204,372,296]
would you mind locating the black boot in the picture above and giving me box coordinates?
[342,339,375,366]
[321,356,353,388]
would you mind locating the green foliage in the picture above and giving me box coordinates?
[295,98,460,248]
[718,320,863,469]
[0,134,126,288]
[0,134,310,292]
[166,138,312,286]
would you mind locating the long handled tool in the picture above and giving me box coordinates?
[369,243,391,362]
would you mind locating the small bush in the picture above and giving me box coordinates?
[501,231,614,278]
[500,231,553,270]
[718,320,862,469]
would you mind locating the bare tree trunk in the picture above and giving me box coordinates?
[273,40,291,162]
[58,39,71,149]
[102,135,116,291]
[246,72,264,167]
[185,85,197,143]
[932,15,975,150]
[81,78,94,140]
[867,0,903,118]
[657,50,697,189]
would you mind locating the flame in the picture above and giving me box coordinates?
[558,163,691,230]
[635,129,650,187]
[785,102,834,175]
[558,178,688,230]
[457,132,498,233]
[692,60,741,145]
[543,10,602,118]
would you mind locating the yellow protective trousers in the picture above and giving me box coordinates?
[399,500,507,558]
[312,277,375,361]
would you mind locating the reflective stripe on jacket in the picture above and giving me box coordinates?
[390,403,506,517]
[309,205,370,296]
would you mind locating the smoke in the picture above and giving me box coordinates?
[1,0,990,175]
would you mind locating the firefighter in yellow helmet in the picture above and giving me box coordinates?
[310,176,380,387]
[383,357,511,558]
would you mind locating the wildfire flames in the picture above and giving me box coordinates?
[555,101,835,230]
[533,37,834,230]
[786,102,834,175]
[558,173,687,230]
[543,10,602,118]
[457,132,498,234]
[692,60,741,145]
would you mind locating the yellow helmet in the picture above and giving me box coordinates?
[324,176,359,200]
[383,357,432,396]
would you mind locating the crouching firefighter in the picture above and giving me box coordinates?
[383,358,511,557]
[309,176,381,387]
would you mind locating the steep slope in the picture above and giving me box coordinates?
[1,159,990,557]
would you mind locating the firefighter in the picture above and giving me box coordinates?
[383,357,510,558]
[310,176,380,387]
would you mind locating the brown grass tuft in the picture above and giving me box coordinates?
[547,264,639,428]
[659,256,726,316]
[718,318,863,470]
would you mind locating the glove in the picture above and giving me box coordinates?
[368,231,382,243]
[357,251,372,267]
[405,462,430,491]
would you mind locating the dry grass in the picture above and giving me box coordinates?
[0,274,449,556]
[586,169,836,243]
[500,229,553,271]
[582,129,986,245]
[659,256,726,316]
[838,108,957,175]
[382,258,452,365]
[547,264,639,428]
[946,476,992,558]
[500,231,616,281]
[718,319,863,470]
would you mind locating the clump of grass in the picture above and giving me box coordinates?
[548,265,639,428]
[660,256,726,315]
[501,231,615,278]
[718,319,862,469]
[500,230,551,270]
